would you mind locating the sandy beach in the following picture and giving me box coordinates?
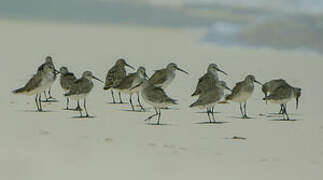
[1,19,323,180]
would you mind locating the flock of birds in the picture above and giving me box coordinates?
[13,56,302,124]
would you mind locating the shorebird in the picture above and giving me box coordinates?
[37,56,57,101]
[263,84,301,120]
[103,58,135,104]
[65,71,103,118]
[132,79,177,125]
[114,66,148,111]
[192,63,227,97]
[149,63,188,89]
[225,75,262,118]
[59,66,81,110]
[190,81,231,123]
[262,79,288,113]
[13,63,58,111]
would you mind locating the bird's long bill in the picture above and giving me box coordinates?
[126,63,135,70]
[224,85,232,91]
[176,67,189,74]
[296,98,299,110]
[254,80,263,85]
[131,82,143,90]
[216,68,228,75]
[144,72,149,79]
[54,69,60,74]
[92,75,104,83]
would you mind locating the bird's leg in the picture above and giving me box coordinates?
[207,107,211,123]
[137,92,145,111]
[279,104,284,114]
[145,108,158,122]
[74,100,81,111]
[239,103,244,118]
[35,94,39,111]
[283,104,289,120]
[111,90,116,104]
[84,99,89,117]
[65,97,69,110]
[157,108,161,125]
[118,92,123,104]
[43,91,48,102]
[48,87,53,99]
[243,102,248,118]
[78,101,83,117]
[211,106,216,123]
[38,93,43,111]
[129,94,135,111]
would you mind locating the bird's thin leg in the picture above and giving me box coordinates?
[118,92,123,104]
[38,93,43,111]
[145,108,158,122]
[74,100,81,111]
[111,90,116,104]
[239,103,244,118]
[137,92,145,111]
[279,104,284,114]
[283,104,289,120]
[157,108,161,125]
[48,87,53,99]
[43,91,48,102]
[78,101,83,117]
[35,94,39,111]
[211,106,216,123]
[129,94,135,111]
[207,107,211,123]
[84,99,89,117]
[65,97,69,110]
[244,102,248,118]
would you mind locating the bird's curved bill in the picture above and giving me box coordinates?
[54,69,60,74]
[144,72,149,79]
[126,63,135,70]
[296,98,299,110]
[176,67,189,74]
[131,82,143,90]
[254,80,263,85]
[92,75,104,83]
[224,85,232,91]
[216,68,228,75]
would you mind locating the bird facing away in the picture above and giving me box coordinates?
[132,79,177,125]
[190,81,231,123]
[13,63,57,111]
[114,66,148,111]
[225,75,262,118]
[149,63,188,89]
[103,58,135,104]
[263,83,301,120]
[37,56,58,101]
[65,71,103,118]
[59,66,81,110]
[262,79,289,113]
[192,63,227,97]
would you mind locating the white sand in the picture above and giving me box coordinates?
[1,19,323,180]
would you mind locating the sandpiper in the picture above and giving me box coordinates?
[225,75,262,118]
[192,63,227,97]
[114,66,148,111]
[190,81,231,123]
[37,56,58,101]
[13,63,58,111]
[149,63,188,89]
[262,79,288,113]
[263,84,301,120]
[59,66,81,110]
[65,71,103,118]
[103,58,135,104]
[132,79,177,125]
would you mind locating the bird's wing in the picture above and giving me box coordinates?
[23,73,43,92]
[267,85,291,100]
[146,86,175,103]
[149,69,168,85]
[114,73,137,89]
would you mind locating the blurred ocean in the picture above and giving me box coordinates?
[1,0,322,54]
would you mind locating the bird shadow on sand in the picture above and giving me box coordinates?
[228,116,256,120]
[71,116,97,119]
[118,109,149,113]
[145,122,173,126]
[21,110,56,113]
[194,121,230,125]
[269,118,300,122]
[41,99,59,103]
[195,111,222,114]
[107,102,128,105]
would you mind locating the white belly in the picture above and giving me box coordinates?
[231,91,252,103]
[269,97,292,105]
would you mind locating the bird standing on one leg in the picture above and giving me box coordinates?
[37,56,58,101]
[103,58,135,104]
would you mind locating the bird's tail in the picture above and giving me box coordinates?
[103,86,111,90]
[191,90,199,97]
[189,100,200,108]
[225,94,232,100]
[12,87,26,94]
